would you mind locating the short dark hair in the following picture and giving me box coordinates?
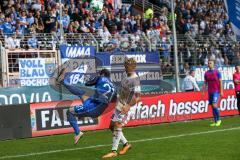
[100,68,110,78]
[189,69,195,74]
[208,59,215,63]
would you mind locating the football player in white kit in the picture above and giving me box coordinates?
[102,57,141,158]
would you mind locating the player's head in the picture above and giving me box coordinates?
[189,69,195,77]
[235,64,240,72]
[99,68,111,78]
[208,59,215,70]
[124,57,137,73]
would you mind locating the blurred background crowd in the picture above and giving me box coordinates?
[0,0,239,75]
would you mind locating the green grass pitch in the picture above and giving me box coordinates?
[0,116,240,160]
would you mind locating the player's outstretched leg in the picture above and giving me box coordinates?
[67,108,84,144]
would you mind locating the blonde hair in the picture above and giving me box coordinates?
[124,57,137,68]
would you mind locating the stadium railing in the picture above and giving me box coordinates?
[0,33,58,50]
[63,33,99,52]
[0,32,239,87]
[92,33,151,52]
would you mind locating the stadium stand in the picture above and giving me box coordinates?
[0,0,239,78]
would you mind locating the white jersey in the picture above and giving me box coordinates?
[182,75,200,91]
[116,72,141,111]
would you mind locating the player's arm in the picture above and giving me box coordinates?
[128,92,141,106]
[128,79,141,106]
[192,78,200,91]
[181,78,185,91]
[218,71,223,96]
[233,74,240,84]
[122,92,141,114]
[110,85,118,102]
[122,80,141,113]
[219,79,223,96]
[85,76,99,86]
[55,67,66,84]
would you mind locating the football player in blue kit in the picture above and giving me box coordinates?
[56,68,116,144]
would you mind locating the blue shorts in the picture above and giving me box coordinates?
[73,97,107,118]
[208,92,220,105]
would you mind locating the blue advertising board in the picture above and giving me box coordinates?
[224,0,240,40]
[19,58,55,86]
[96,52,160,66]
[95,52,166,87]
[60,45,96,85]
[60,45,95,58]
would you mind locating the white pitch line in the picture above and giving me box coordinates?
[1,127,240,159]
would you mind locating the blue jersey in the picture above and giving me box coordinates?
[1,22,13,35]
[72,76,115,117]
[63,75,115,104]
[86,76,115,103]
[19,16,28,28]
[27,17,34,27]
[57,15,70,28]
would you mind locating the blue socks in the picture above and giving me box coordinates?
[215,108,220,121]
[67,109,80,135]
[212,108,217,122]
[212,107,220,122]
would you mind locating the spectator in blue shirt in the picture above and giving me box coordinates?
[57,10,70,32]
[10,13,16,26]
[27,12,35,28]
[1,16,13,36]
[19,10,29,33]
[15,19,25,35]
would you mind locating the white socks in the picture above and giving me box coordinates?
[112,127,129,151]
[120,132,128,145]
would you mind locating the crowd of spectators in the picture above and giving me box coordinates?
[175,0,240,74]
[175,0,233,37]
[0,0,172,52]
[0,0,239,75]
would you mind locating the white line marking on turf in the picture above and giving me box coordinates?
[1,127,240,159]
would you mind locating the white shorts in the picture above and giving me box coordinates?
[111,109,131,125]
